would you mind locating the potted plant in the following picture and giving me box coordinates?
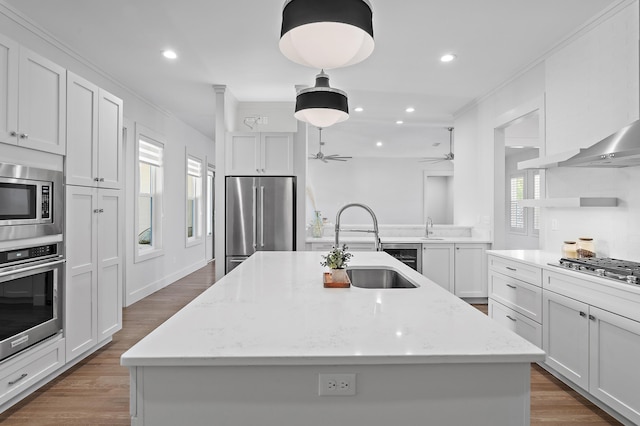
[320,244,353,282]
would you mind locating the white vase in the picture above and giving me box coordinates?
[331,268,348,283]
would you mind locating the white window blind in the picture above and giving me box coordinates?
[510,175,525,229]
[139,139,163,166]
[187,158,202,177]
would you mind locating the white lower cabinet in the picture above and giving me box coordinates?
[589,306,640,423]
[542,270,640,425]
[65,186,122,362]
[422,244,454,292]
[0,337,65,408]
[423,243,489,297]
[542,289,590,390]
[488,254,543,347]
[454,244,488,298]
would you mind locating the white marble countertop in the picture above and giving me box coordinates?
[121,252,544,367]
[307,236,493,244]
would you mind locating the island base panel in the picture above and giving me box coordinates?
[129,362,531,425]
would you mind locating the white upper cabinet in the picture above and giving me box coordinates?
[226,132,293,175]
[0,35,66,155]
[0,34,19,146]
[66,71,123,189]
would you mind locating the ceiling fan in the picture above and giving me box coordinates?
[420,127,454,163]
[309,127,352,163]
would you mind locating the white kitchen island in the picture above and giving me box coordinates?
[121,252,544,426]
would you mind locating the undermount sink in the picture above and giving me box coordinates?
[346,268,417,289]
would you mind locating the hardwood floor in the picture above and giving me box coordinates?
[0,265,621,425]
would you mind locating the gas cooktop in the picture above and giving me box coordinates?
[551,257,640,286]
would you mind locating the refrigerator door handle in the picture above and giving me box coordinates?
[252,186,257,250]
[260,186,265,247]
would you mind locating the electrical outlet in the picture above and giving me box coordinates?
[318,373,356,396]
[551,219,559,230]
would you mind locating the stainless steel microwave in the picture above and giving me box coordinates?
[0,162,63,241]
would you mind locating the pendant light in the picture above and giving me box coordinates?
[295,71,349,128]
[279,0,375,70]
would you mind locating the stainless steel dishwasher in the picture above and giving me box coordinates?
[381,243,422,273]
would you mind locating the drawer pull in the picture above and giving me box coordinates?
[506,266,517,271]
[506,284,517,289]
[579,311,587,317]
[8,373,28,385]
[506,315,517,322]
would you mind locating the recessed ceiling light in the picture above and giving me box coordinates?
[376,141,383,147]
[396,120,404,125]
[405,107,415,113]
[440,53,457,63]
[354,107,364,112]
[162,50,178,59]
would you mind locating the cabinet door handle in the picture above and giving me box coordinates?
[94,209,101,213]
[506,284,517,289]
[10,131,18,137]
[99,178,105,182]
[589,314,596,321]
[256,168,260,173]
[506,266,517,271]
[19,133,28,139]
[94,177,101,181]
[506,315,517,322]
[579,311,587,317]
[8,373,28,385]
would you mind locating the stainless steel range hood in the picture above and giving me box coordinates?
[558,119,640,167]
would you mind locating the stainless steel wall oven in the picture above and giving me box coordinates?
[0,241,64,361]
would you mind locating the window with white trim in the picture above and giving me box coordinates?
[186,154,203,246]
[135,126,164,261]
[508,170,540,237]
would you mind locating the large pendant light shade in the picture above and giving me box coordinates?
[280,0,374,70]
[295,71,349,128]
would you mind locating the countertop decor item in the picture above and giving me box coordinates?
[577,237,595,258]
[279,0,375,70]
[562,241,577,258]
[323,271,350,288]
[320,244,352,283]
[311,210,323,237]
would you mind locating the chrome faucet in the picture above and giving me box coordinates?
[425,217,434,237]
[335,203,381,251]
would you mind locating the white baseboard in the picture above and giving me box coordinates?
[125,259,207,307]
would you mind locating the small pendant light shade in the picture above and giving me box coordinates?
[295,71,349,128]
[279,0,374,70]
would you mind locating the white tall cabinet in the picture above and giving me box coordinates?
[0,33,66,155]
[64,71,123,362]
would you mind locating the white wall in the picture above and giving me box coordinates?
[454,1,639,257]
[0,6,215,306]
[454,63,546,238]
[306,157,453,226]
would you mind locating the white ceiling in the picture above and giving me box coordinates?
[4,0,617,157]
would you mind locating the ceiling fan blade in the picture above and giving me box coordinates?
[327,157,348,162]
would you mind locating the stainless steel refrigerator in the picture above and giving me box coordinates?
[225,176,296,273]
